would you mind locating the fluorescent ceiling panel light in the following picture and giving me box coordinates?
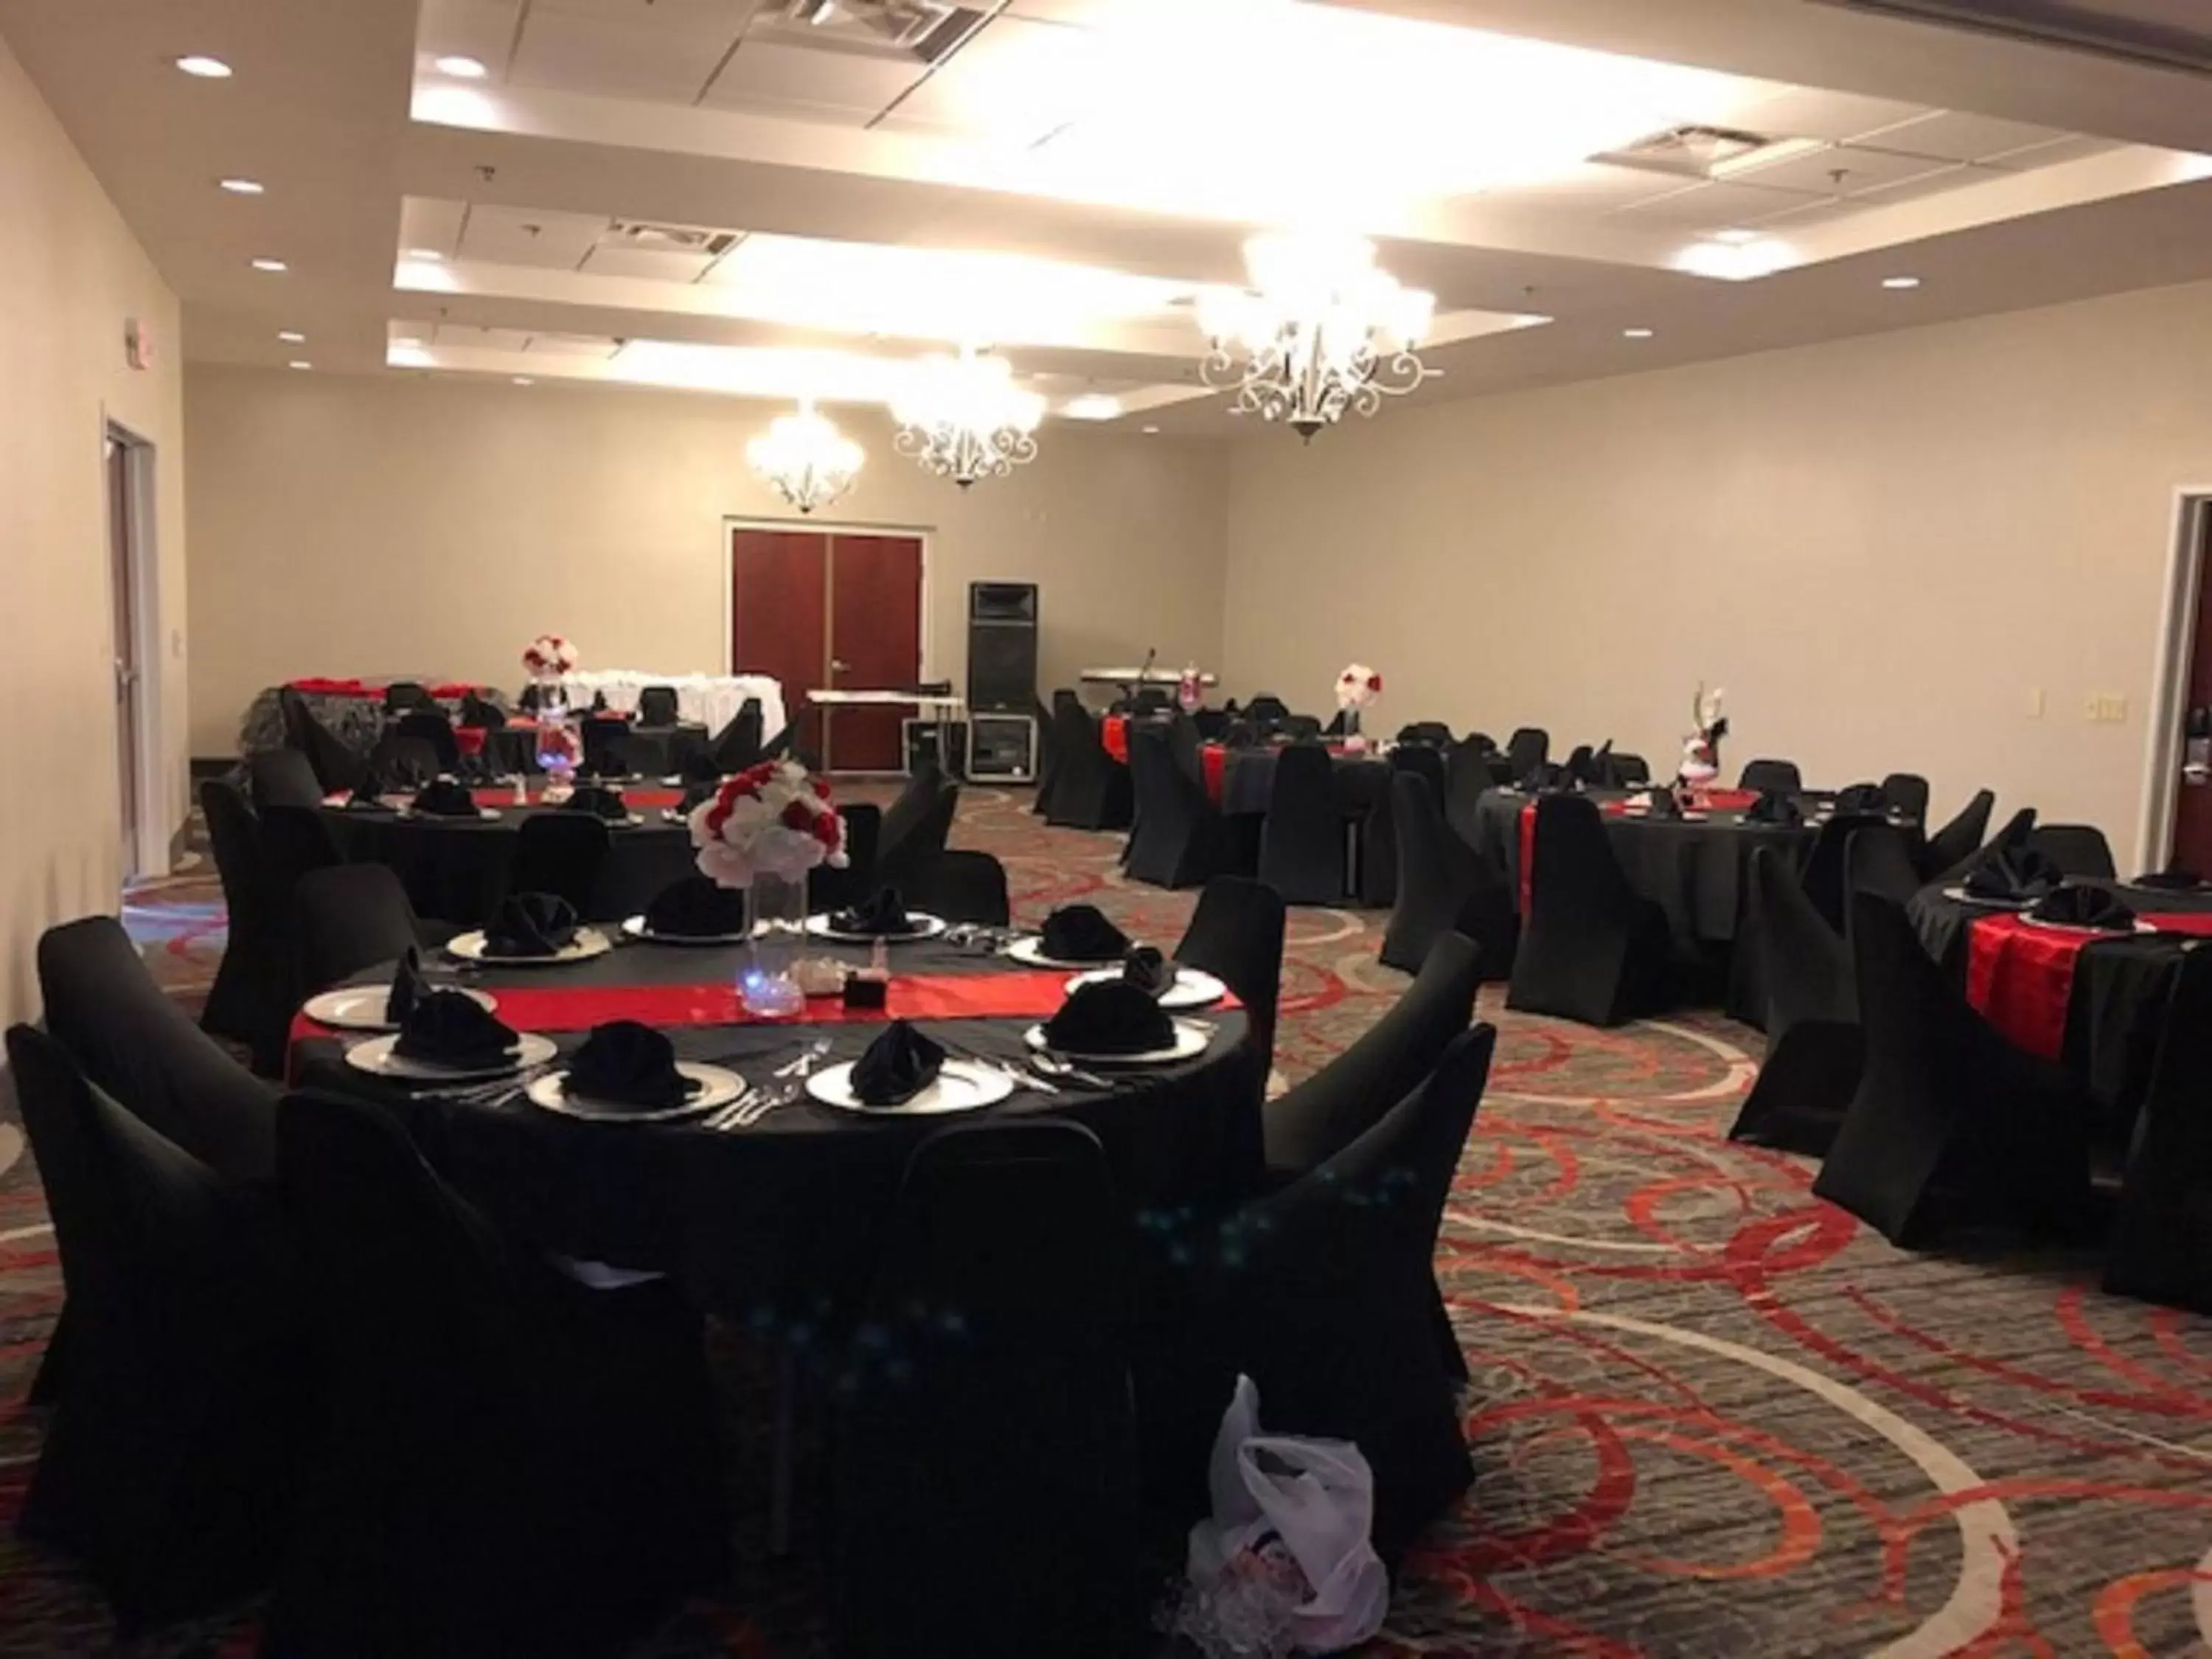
[218,177,264,195]
[277,330,306,343]
[250,257,288,272]
[1882,274,1923,288]
[1674,237,1799,280]
[1623,327,1656,338]
[175,55,232,77]
[1061,394,1123,420]
[406,248,447,262]
[434,55,487,78]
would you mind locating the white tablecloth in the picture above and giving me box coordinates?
[560,672,786,743]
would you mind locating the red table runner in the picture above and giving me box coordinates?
[465,786,684,810]
[1103,714,1129,763]
[291,676,480,700]
[1965,911,2212,1060]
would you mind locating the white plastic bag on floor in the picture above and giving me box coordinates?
[1173,1374,1389,1656]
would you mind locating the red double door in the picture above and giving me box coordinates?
[730,526,923,772]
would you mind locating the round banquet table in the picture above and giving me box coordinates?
[290,934,1260,1321]
[320,787,698,927]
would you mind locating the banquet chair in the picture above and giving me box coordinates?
[808,802,880,914]
[1934,806,2038,890]
[1442,740,1496,848]
[1739,758,1803,794]
[199,779,286,1056]
[1880,772,1930,821]
[1397,721,1455,748]
[1505,727,1549,783]
[394,709,462,773]
[580,717,634,779]
[459,691,506,730]
[282,687,366,795]
[248,746,326,811]
[1124,726,1231,889]
[1392,742,1447,799]
[1130,685,1172,716]
[1728,849,1861,1156]
[1244,694,1290,728]
[877,761,960,891]
[2104,947,2212,1313]
[1175,875,1287,1088]
[1812,894,2092,1247]
[1563,743,1596,785]
[1044,700,1133,832]
[833,1121,1138,1658]
[903,849,1012,928]
[706,697,766,774]
[1382,773,1517,981]
[2027,823,2118,880]
[293,864,435,995]
[636,684,680,727]
[1798,813,1891,936]
[1256,742,1343,905]
[1166,710,1208,791]
[1133,1025,1496,1564]
[1599,751,1650,787]
[4,1028,308,1629]
[1919,788,1997,879]
[1281,714,1323,741]
[1031,694,1066,816]
[272,1091,726,1658]
[366,732,439,790]
[382,680,436,714]
[1847,824,1925,920]
[1506,794,1674,1026]
[509,812,611,914]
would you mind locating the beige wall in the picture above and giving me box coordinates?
[184,366,1228,756]
[1225,280,2212,867]
[0,32,187,1024]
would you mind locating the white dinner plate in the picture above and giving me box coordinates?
[1941,885,2031,910]
[804,913,948,944]
[806,1058,1015,1116]
[342,1030,558,1082]
[525,1062,745,1123]
[2017,912,2157,936]
[1063,966,1225,1010]
[619,915,751,946]
[1024,1019,1212,1068]
[301,984,496,1032]
[444,927,612,965]
[1006,935,1127,970]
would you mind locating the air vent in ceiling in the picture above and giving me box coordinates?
[764,0,985,63]
[1595,125,1787,180]
[603,220,742,257]
[1811,0,2212,77]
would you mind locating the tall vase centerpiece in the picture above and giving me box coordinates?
[1335,663,1382,754]
[691,761,849,1018]
[522,633,582,797]
[1676,684,1728,810]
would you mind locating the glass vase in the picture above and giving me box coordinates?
[741,870,809,1018]
[1341,706,1368,754]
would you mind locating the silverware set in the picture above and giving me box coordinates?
[699,1037,835,1130]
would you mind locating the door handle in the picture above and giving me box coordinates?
[830,658,851,675]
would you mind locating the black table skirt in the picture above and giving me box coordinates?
[321,805,698,926]
[294,935,1261,1321]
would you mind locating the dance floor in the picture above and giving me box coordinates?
[2,784,2208,1655]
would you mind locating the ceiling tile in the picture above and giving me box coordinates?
[532,0,760,27]
[1848,161,1998,209]
[399,198,469,258]
[1604,178,1830,234]
[881,15,1102,145]
[458,204,611,268]
[1984,133,2121,170]
[526,333,625,356]
[419,0,526,73]
[1725,142,1959,196]
[1846,108,2071,163]
[435,323,535,350]
[578,244,718,281]
[1733,86,1930,143]
[1478,162,1698,217]
[701,38,928,113]
[509,7,738,102]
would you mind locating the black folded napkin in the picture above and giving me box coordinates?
[2135,867,2208,891]
[2028,886,2138,931]
[644,874,748,939]
[413,778,479,818]
[851,1020,946,1107]
[590,691,610,713]
[484,892,580,958]
[386,947,431,1025]
[1745,790,1803,827]
[564,1020,698,1110]
[1043,979,1175,1057]
[1964,846,2063,903]
[1121,946,1180,998]
[1834,782,1889,815]
[393,988,521,1070]
[832,886,915,937]
[1040,904,1132,963]
[347,771,391,810]
[564,784,629,821]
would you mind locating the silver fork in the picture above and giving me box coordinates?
[773,1037,832,1079]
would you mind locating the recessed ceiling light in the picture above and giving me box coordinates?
[1623,327,1655,339]
[1062,394,1123,421]
[250,257,288,273]
[406,248,446,262]
[277,330,306,344]
[1141,425,1161,435]
[218,177,264,195]
[433,55,487,78]
[512,376,535,386]
[1882,275,1922,290]
[175,55,232,78]
[288,361,312,371]
[1714,229,1759,246]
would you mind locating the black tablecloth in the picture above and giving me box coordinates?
[478,722,709,779]
[1218,748,1397,905]
[293,933,1260,1321]
[321,804,698,926]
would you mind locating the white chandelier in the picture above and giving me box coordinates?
[891,344,1045,489]
[1197,232,1435,440]
[748,396,863,515]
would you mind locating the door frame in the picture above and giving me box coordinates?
[105,417,167,880]
[2136,486,2212,873]
[720,515,938,684]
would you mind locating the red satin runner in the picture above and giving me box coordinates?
[1102,714,1129,763]
[1964,911,2212,1060]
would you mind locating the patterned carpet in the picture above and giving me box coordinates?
[3,785,2210,1655]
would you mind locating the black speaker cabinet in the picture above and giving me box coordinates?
[967,581,1038,713]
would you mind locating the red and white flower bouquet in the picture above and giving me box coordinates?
[521,633,579,677]
[689,760,849,888]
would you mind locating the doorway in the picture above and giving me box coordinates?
[2143,490,2212,874]
[105,424,159,882]
[727,524,928,773]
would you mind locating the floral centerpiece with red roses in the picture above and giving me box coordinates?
[522,633,579,678]
[689,759,849,1015]
[1335,663,1382,750]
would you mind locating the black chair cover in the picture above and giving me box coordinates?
[1920,788,1997,880]
[905,849,1012,927]
[2027,824,2117,880]
[833,1121,1138,1657]
[706,697,767,774]
[877,762,961,891]
[366,732,439,790]
[1598,751,1651,787]
[272,1092,726,1658]
[248,747,325,810]
[1441,740,1495,848]
[1506,794,1673,1026]
[636,685,680,726]
[1846,824,1924,926]
[1256,742,1343,905]
[1391,743,1447,798]
[808,801,881,915]
[198,779,283,1058]
[282,687,366,795]
[1381,773,1517,980]
[2105,948,2212,1312]
[1133,1025,1497,1564]
[1738,758,1803,794]
[1166,711,1208,790]
[1880,772,1930,821]
[509,812,611,914]
[293,864,426,995]
[1728,848,1860,1155]
[1812,894,2092,1247]
[1031,694,1071,816]
[1396,721,1454,748]
[382,681,436,714]
[5,1028,306,1628]
[1798,813,1891,936]
[1175,875,1287,1089]
[1044,701,1133,831]
[394,710,462,773]
[1504,727,1548,782]
[580,717,634,779]
[1279,714,1322,741]
[1125,726,1231,889]
[459,692,506,730]
[1244,695,1290,728]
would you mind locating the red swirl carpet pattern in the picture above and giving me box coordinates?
[4,786,2210,1655]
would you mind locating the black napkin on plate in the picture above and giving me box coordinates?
[2029,886,2138,931]
[1834,782,1890,815]
[1121,946,1180,998]
[484,892,580,958]
[385,947,432,1024]
[347,771,391,810]
[564,783,629,821]
[565,1020,698,1110]
[393,988,521,1070]
[644,874,748,939]
[1745,790,1803,827]
[413,778,479,818]
[852,1020,946,1107]
[1040,904,1131,963]
[1043,980,1175,1057]
[1964,846,2063,903]
[832,886,915,937]
[2134,866,2206,891]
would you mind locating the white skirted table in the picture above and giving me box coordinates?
[559,672,787,745]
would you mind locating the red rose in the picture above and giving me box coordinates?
[780,800,815,832]
[1368,674,1382,692]
[811,778,832,799]
[813,812,842,850]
